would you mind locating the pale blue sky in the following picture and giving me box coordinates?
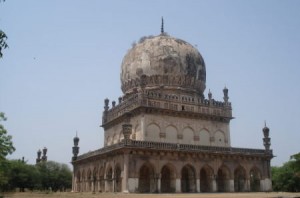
[1,0,300,166]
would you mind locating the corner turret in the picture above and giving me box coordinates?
[72,133,80,161]
[263,122,271,151]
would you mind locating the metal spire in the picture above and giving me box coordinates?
[161,17,164,34]
[264,120,267,127]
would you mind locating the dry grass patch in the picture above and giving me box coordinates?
[2,192,300,198]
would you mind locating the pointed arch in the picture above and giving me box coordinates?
[217,165,231,192]
[200,164,214,192]
[161,163,176,192]
[165,125,178,143]
[87,169,92,191]
[133,123,141,140]
[214,130,225,146]
[138,162,156,193]
[119,130,124,142]
[99,167,105,192]
[107,136,112,146]
[113,133,119,144]
[106,165,113,192]
[146,123,160,142]
[115,164,122,192]
[181,164,196,192]
[81,169,86,191]
[199,128,210,146]
[250,166,262,192]
[234,165,246,192]
[182,127,194,144]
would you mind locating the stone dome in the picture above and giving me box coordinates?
[121,34,206,95]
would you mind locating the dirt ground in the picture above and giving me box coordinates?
[3,192,300,198]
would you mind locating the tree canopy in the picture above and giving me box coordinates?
[0,160,72,192]
[272,152,300,192]
[0,112,15,161]
[0,0,8,58]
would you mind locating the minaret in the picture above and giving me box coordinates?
[72,133,80,161]
[223,86,229,104]
[41,147,47,162]
[103,98,109,124]
[161,17,164,34]
[263,122,271,152]
[208,89,213,105]
[36,149,42,164]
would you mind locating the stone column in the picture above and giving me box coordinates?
[212,177,217,192]
[157,177,161,193]
[71,172,75,192]
[245,178,250,191]
[196,179,200,192]
[176,178,181,193]
[112,170,115,192]
[105,177,108,192]
[229,179,234,192]
[122,151,129,193]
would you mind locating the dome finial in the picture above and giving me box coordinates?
[161,17,164,34]
[264,120,266,127]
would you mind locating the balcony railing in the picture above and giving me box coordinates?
[104,92,232,124]
[75,140,269,161]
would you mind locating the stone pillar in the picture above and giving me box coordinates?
[72,172,75,192]
[175,178,181,193]
[245,179,250,192]
[196,179,200,192]
[105,178,108,192]
[157,177,161,193]
[112,170,115,192]
[122,152,129,193]
[128,178,138,192]
[212,178,217,192]
[263,178,272,192]
[229,179,234,192]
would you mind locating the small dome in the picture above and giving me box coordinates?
[121,34,206,95]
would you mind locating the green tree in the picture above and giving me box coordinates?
[0,159,10,191]
[0,113,15,192]
[0,112,15,161]
[7,160,41,191]
[0,0,8,58]
[37,161,72,192]
[0,30,8,58]
[272,152,300,192]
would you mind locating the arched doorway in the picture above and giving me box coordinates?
[200,165,213,192]
[250,168,261,192]
[106,166,113,192]
[87,169,92,191]
[99,167,104,192]
[181,164,196,193]
[115,165,122,192]
[217,165,230,192]
[92,168,98,192]
[81,170,86,191]
[161,165,176,193]
[138,163,156,193]
[234,166,246,192]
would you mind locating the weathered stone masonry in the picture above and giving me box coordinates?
[71,31,273,193]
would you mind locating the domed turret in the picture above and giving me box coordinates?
[121,34,206,96]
